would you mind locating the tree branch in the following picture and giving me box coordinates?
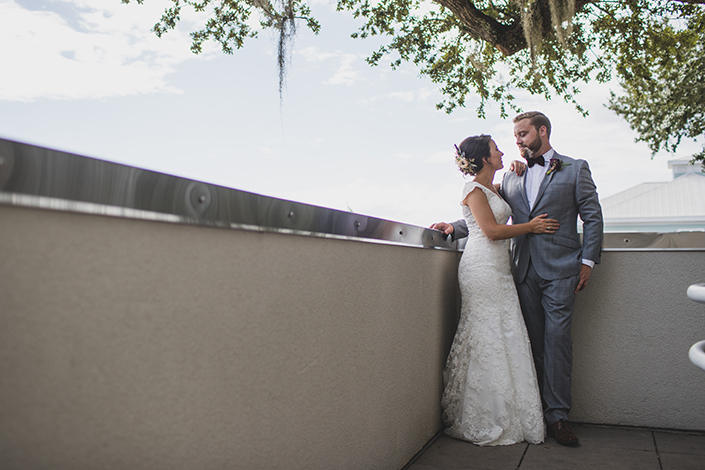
[432,0,525,54]
[431,0,597,56]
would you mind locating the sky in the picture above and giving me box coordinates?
[1,0,701,228]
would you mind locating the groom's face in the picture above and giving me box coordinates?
[514,119,545,159]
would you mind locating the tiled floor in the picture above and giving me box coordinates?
[405,424,705,470]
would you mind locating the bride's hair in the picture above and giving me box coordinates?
[455,134,491,176]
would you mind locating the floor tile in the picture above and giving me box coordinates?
[520,444,660,470]
[654,431,705,455]
[522,424,658,470]
[407,434,527,470]
[659,451,705,470]
[404,425,703,470]
[406,464,446,470]
[566,424,654,451]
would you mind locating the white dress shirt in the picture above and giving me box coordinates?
[525,148,553,210]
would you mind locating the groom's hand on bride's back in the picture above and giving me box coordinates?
[429,222,455,235]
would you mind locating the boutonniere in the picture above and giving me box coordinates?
[546,157,571,175]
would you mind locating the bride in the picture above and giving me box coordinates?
[440,135,557,446]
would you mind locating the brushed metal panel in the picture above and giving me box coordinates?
[3,138,702,251]
[0,138,455,250]
[602,232,705,250]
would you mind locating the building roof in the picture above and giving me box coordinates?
[601,160,705,232]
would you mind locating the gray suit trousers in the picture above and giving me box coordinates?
[517,260,579,424]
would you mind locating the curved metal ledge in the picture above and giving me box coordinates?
[602,232,705,251]
[0,138,456,250]
[3,137,704,251]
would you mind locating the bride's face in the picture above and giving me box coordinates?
[487,140,504,171]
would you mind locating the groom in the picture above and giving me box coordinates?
[433,111,603,446]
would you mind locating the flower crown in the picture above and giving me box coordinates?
[455,144,479,175]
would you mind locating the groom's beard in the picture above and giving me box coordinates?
[519,135,543,160]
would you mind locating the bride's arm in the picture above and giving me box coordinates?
[463,189,558,241]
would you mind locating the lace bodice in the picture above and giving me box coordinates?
[461,181,512,234]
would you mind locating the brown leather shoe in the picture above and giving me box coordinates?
[547,420,579,446]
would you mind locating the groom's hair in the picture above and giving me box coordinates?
[514,111,551,138]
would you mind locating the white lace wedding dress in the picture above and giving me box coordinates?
[441,181,545,446]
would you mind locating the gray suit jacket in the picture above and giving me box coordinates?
[452,152,603,283]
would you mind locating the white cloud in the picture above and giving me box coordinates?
[323,53,362,85]
[389,91,415,102]
[0,0,215,101]
[296,46,364,85]
[296,46,337,62]
[388,86,435,102]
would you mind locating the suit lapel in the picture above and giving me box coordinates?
[519,170,530,211]
[533,165,556,211]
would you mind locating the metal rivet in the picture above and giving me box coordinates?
[288,211,295,218]
[355,221,361,229]
[198,195,207,203]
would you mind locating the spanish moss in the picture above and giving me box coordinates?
[276,0,297,108]
[516,0,576,64]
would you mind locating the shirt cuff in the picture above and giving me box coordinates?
[582,259,595,268]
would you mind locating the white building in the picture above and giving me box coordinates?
[601,159,705,232]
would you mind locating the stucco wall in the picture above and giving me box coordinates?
[0,205,460,470]
[571,250,705,430]
[2,203,705,470]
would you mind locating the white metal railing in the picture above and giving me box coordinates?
[687,284,705,371]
